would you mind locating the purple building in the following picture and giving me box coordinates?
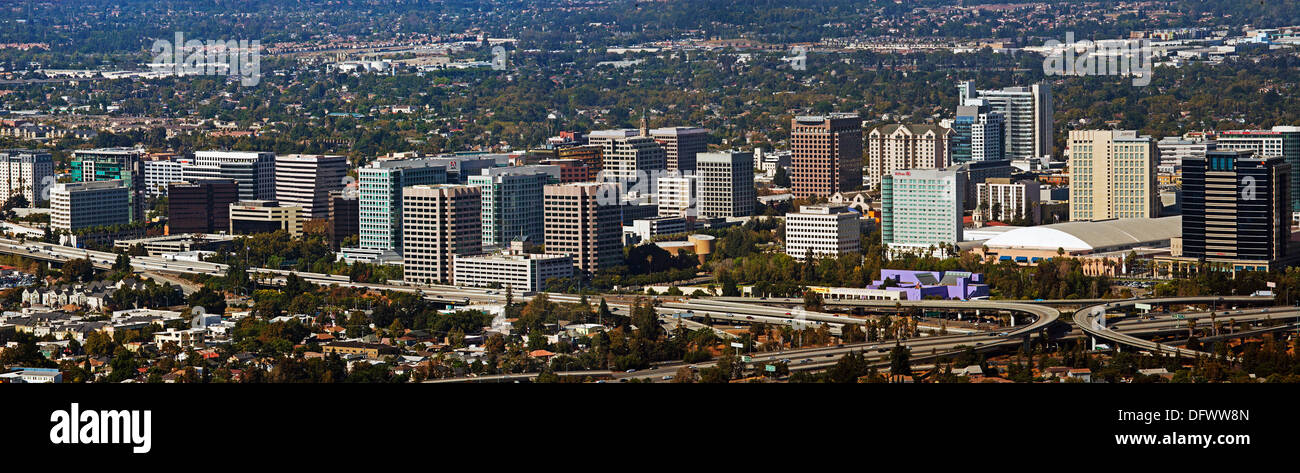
[868,269,989,300]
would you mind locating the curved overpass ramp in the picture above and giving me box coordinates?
[1072,296,1273,359]
[706,296,1059,337]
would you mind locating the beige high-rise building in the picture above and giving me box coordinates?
[1068,130,1159,221]
[543,182,623,274]
[866,124,952,190]
[401,185,482,285]
[589,129,666,185]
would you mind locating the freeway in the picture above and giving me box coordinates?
[13,238,1288,380]
[1072,296,1275,359]
[706,296,1059,337]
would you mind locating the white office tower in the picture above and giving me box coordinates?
[785,204,862,260]
[1156,135,1216,176]
[187,150,277,201]
[880,167,966,256]
[274,154,349,220]
[144,158,188,197]
[695,150,755,218]
[0,149,53,205]
[966,81,1053,160]
[401,185,482,285]
[357,157,448,255]
[453,243,574,294]
[49,180,132,232]
[656,173,696,217]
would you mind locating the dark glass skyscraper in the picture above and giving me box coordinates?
[1181,150,1289,271]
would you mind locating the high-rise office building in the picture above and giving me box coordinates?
[327,190,359,249]
[951,99,1005,163]
[881,167,966,255]
[556,144,603,178]
[468,167,551,248]
[656,173,696,217]
[866,124,951,190]
[790,114,863,199]
[650,127,709,172]
[1156,135,1216,177]
[543,183,623,274]
[357,157,448,254]
[71,148,145,222]
[167,179,239,234]
[974,178,1041,226]
[187,151,277,201]
[401,185,482,285]
[963,81,1053,160]
[590,129,666,191]
[0,149,53,205]
[1068,130,1159,221]
[1180,150,1289,271]
[695,150,755,218]
[1215,126,1300,212]
[144,158,188,197]
[273,154,349,220]
[785,204,862,260]
[49,180,132,232]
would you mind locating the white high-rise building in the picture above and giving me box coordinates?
[143,158,188,197]
[187,151,277,201]
[966,81,1054,160]
[785,204,861,260]
[273,154,349,220]
[881,167,965,256]
[974,178,1041,226]
[49,180,132,232]
[1156,135,1216,176]
[656,173,696,217]
[0,149,53,205]
[695,150,755,218]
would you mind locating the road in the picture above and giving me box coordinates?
[8,238,1285,380]
[1072,296,1276,359]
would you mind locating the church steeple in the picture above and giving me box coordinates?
[639,110,649,137]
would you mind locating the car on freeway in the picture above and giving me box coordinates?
[625,369,636,373]
[662,375,674,381]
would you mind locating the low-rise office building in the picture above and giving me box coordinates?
[453,244,573,294]
[229,200,303,237]
[785,204,862,260]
